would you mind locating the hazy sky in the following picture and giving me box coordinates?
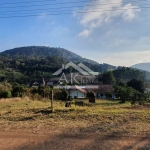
[0,0,150,66]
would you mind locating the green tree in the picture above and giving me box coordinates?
[127,79,145,93]
[102,71,116,85]
[38,85,51,98]
[114,85,136,103]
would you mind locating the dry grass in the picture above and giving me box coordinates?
[0,97,150,136]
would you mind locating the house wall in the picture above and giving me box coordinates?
[70,90,86,98]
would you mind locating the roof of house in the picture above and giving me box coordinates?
[32,82,39,85]
[69,84,114,94]
[82,85,114,93]
[46,82,54,86]
[70,85,87,93]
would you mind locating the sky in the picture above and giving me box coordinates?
[0,0,150,67]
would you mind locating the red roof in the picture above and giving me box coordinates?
[70,85,87,93]
[69,85,114,94]
[84,85,114,93]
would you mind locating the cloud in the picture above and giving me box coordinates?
[78,29,91,37]
[50,26,69,37]
[75,0,140,37]
[140,36,150,44]
[93,50,150,67]
[37,13,48,19]
[122,3,140,21]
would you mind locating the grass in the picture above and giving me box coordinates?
[0,97,150,135]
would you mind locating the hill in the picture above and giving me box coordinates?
[113,67,146,82]
[131,62,150,72]
[1,46,99,65]
[1,46,117,68]
[1,46,149,84]
[0,46,116,84]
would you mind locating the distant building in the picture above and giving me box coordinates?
[69,85,87,99]
[32,82,39,87]
[69,84,115,99]
[46,82,54,86]
[84,84,115,99]
[30,78,58,87]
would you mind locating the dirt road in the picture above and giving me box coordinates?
[0,130,150,150]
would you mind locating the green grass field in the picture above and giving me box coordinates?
[0,97,150,135]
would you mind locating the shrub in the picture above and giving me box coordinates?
[2,90,12,98]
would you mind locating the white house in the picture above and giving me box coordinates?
[69,85,87,98]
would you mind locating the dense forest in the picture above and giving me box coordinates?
[0,46,149,85]
[0,46,116,84]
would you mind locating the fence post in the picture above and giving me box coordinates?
[51,90,54,113]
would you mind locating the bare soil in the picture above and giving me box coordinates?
[0,129,150,150]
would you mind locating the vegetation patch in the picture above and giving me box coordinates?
[0,98,149,136]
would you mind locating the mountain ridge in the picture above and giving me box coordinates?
[131,62,150,72]
[0,46,117,70]
[0,46,99,65]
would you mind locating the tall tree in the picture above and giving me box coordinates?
[102,71,116,85]
[127,79,145,93]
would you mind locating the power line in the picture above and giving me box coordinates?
[0,3,148,16]
[0,0,99,9]
[0,6,148,19]
[0,0,148,14]
[0,0,55,5]
[0,0,147,5]
[0,0,147,9]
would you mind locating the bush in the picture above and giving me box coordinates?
[0,82,12,98]
[2,90,12,98]
[12,85,25,97]
[31,93,42,101]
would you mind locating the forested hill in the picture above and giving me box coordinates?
[0,46,117,84]
[1,46,99,65]
[0,46,149,84]
[113,67,147,82]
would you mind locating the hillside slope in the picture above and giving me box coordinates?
[131,62,150,72]
[1,46,99,65]
[0,46,117,84]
